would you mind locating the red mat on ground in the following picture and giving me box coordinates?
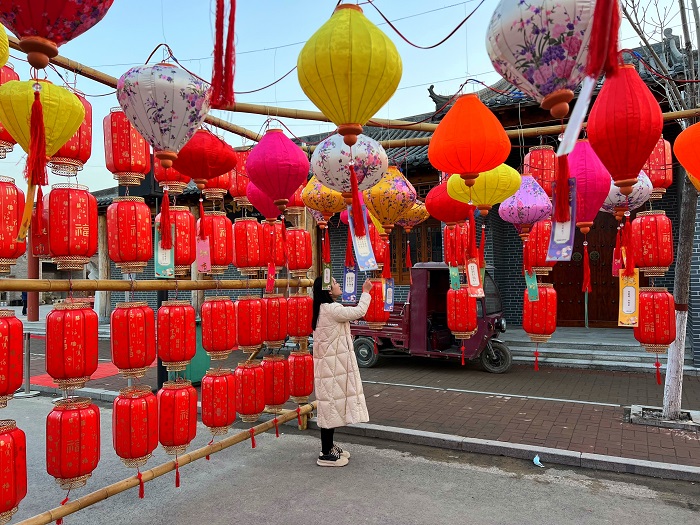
[31,362,122,387]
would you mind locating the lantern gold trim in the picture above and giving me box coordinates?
[52,397,92,409]
[0,140,14,160]
[649,188,666,200]
[53,302,91,311]
[159,181,187,195]
[47,156,85,177]
[0,310,15,318]
[532,267,553,276]
[113,172,147,187]
[56,474,92,491]
[452,329,477,340]
[202,188,226,201]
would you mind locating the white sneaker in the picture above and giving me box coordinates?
[331,444,350,459]
[317,450,349,467]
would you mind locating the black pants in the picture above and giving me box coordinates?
[21,300,26,316]
[320,427,334,455]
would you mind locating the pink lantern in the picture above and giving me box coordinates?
[247,182,282,222]
[568,140,611,235]
[246,129,310,211]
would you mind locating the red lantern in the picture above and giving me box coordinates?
[634,288,676,353]
[30,196,50,258]
[523,145,557,199]
[201,297,236,360]
[157,301,196,371]
[286,228,312,277]
[201,369,237,435]
[107,196,152,274]
[261,355,290,411]
[46,302,98,390]
[287,294,313,343]
[632,211,674,277]
[263,294,288,349]
[203,170,233,201]
[233,218,262,276]
[236,296,264,353]
[155,206,196,277]
[0,177,26,274]
[104,108,151,186]
[261,220,286,271]
[0,420,27,523]
[443,222,469,268]
[363,278,390,330]
[171,129,238,189]
[110,302,156,378]
[0,311,23,408]
[46,398,100,489]
[48,93,92,176]
[48,183,98,271]
[588,65,664,196]
[112,386,158,468]
[158,380,197,455]
[523,283,557,343]
[525,219,555,276]
[0,65,19,159]
[229,150,251,207]
[368,221,386,270]
[286,185,306,220]
[197,211,233,275]
[154,163,190,195]
[425,182,474,225]
[234,361,265,422]
[644,136,673,200]
[446,286,477,339]
[288,351,314,404]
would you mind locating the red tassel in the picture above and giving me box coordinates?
[175,460,180,488]
[655,355,662,385]
[274,417,280,437]
[159,188,172,250]
[623,219,635,277]
[382,240,392,279]
[199,198,206,239]
[554,155,570,223]
[582,241,591,293]
[349,165,365,237]
[27,88,48,187]
[461,341,465,366]
[137,472,145,499]
[206,437,214,460]
[345,230,355,267]
[296,407,303,427]
[211,0,237,108]
[281,219,288,267]
[249,427,256,449]
[56,495,69,525]
[468,208,478,259]
[479,224,486,268]
[322,229,331,264]
[585,0,621,79]
[36,185,44,232]
[613,227,621,269]
[405,239,412,269]
[534,344,540,371]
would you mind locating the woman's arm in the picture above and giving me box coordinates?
[326,292,372,323]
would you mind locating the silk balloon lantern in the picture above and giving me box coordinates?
[301,176,346,223]
[171,128,237,189]
[672,122,700,191]
[447,165,521,216]
[396,201,429,270]
[425,182,473,226]
[363,166,417,236]
[0,64,19,160]
[600,172,652,219]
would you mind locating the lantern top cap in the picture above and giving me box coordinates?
[335,3,363,13]
[0,310,16,318]
[0,420,17,432]
[635,210,667,217]
[0,176,16,184]
[529,145,554,151]
[238,360,262,368]
[266,128,284,133]
[204,368,233,376]
[52,397,92,409]
[115,301,149,309]
[118,385,153,397]
[639,287,671,292]
[161,300,193,308]
[162,379,193,389]
[54,301,91,311]
[262,355,286,362]
[204,296,232,302]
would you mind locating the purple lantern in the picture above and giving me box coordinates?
[498,175,552,236]
[568,140,611,235]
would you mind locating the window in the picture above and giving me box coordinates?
[390,218,443,285]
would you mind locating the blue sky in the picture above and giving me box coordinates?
[0,0,681,193]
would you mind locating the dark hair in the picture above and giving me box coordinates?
[311,276,334,331]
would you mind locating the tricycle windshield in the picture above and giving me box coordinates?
[484,272,502,315]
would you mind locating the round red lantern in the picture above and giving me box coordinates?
[110,302,155,378]
[154,162,190,195]
[229,150,251,207]
[634,288,676,353]
[632,210,674,277]
[46,302,98,390]
[201,369,237,435]
[104,108,151,186]
[235,361,265,422]
[158,380,197,455]
[0,65,20,159]
[286,228,312,277]
[425,182,474,225]
[443,223,469,268]
[236,296,264,353]
[171,129,238,189]
[157,300,196,371]
[0,420,27,524]
[0,311,23,408]
[233,217,262,276]
[261,355,290,411]
[0,177,26,274]
[46,398,100,489]
[203,170,233,201]
[155,206,196,277]
[261,220,286,271]
[106,196,152,274]
[287,294,313,343]
[523,145,557,199]
[644,136,673,200]
[363,278,390,330]
[263,294,288,349]
[201,297,236,360]
[112,386,158,468]
[446,286,477,339]
[48,93,92,176]
[523,283,557,343]
[525,219,555,276]
[48,183,98,271]
[197,211,233,275]
[288,351,314,404]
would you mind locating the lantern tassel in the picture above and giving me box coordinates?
[405,239,412,269]
[274,417,280,438]
[582,241,591,293]
[35,185,44,234]
[534,343,540,371]
[468,208,478,259]
[623,219,635,277]
[585,0,621,79]
[479,224,486,268]
[206,437,214,460]
[655,355,662,385]
[345,230,355,268]
[211,0,237,108]
[613,227,621,276]
[322,229,331,264]
[461,341,465,366]
[160,188,172,250]
[137,471,145,499]
[296,406,303,427]
[56,495,70,525]
[175,459,180,488]
[199,198,206,240]
[349,164,366,237]
[382,240,392,279]
[249,427,256,449]
[554,155,570,223]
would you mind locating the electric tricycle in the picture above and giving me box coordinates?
[350,262,512,373]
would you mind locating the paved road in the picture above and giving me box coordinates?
[4,396,699,525]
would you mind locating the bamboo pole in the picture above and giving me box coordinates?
[15,402,316,525]
[0,278,313,293]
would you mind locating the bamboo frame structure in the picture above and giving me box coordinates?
[0,278,312,292]
[15,402,316,525]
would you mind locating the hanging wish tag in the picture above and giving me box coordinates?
[547,179,577,262]
[322,261,333,290]
[612,246,623,277]
[383,278,395,312]
[449,266,461,290]
[618,269,639,327]
[466,258,484,298]
[266,262,276,293]
[196,236,211,274]
[155,225,175,279]
[524,271,539,302]
[342,266,358,302]
[348,206,378,272]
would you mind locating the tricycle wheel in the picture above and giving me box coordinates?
[354,337,379,368]
[481,340,512,374]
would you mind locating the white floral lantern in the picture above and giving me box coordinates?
[601,171,653,215]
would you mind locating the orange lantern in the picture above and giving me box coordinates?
[112,386,158,468]
[525,219,555,276]
[103,108,151,186]
[155,206,196,277]
[157,301,196,371]
[46,398,100,489]
[158,380,197,455]
[288,351,314,404]
[110,302,155,378]
[447,286,477,339]
[0,177,25,274]
[236,296,264,353]
[363,278,389,330]
[198,211,233,275]
[106,196,152,274]
[154,163,190,195]
[631,211,673,277]
[201,369,237,434]
[261,355,290,411]
[0,310,23,408]
[48,93,92,176]
[235,361,265,422]
[0,65,19,159]
[634,288,676,353]
[673,121,700,190]
[201,297,236,360]
[0,420,27,523]
[287,294,313,343]
[286,228,312,277]
[233,218,262,276]
[263,295,288,349]
[48,183,98,271]
[261,220,286,271]
[523,145,557,199]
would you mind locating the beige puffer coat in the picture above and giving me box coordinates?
[312,292,371,429]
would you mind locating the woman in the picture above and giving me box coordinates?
[312,275,374,467]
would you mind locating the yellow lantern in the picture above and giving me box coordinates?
[396,201,429,233]
[297,4,402,147]
[369,211,385,236]
[301,176,345,221]
[0,25,8,69]
[0,79,85,238]
[363,166,416,236]
[446,165,521,215]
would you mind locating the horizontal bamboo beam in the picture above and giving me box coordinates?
[0,278,312,293]
[16,402,316,525]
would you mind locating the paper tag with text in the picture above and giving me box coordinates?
[465,258,484,298]
[383,278,395,312]
[524,271,539,302]
[342,265,358,302]
[449,266,461,290]
[155,225,175,279]
[618,269,639,327]
[196,236,211,274]
[348,205,379,272]
[546,179,577,262]
[322,261,333,291]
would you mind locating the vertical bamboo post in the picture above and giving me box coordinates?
[97,215,111,322]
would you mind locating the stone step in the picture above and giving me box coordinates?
[501,338,692,352]
[508,345,694,365]
[512,356,700,375]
